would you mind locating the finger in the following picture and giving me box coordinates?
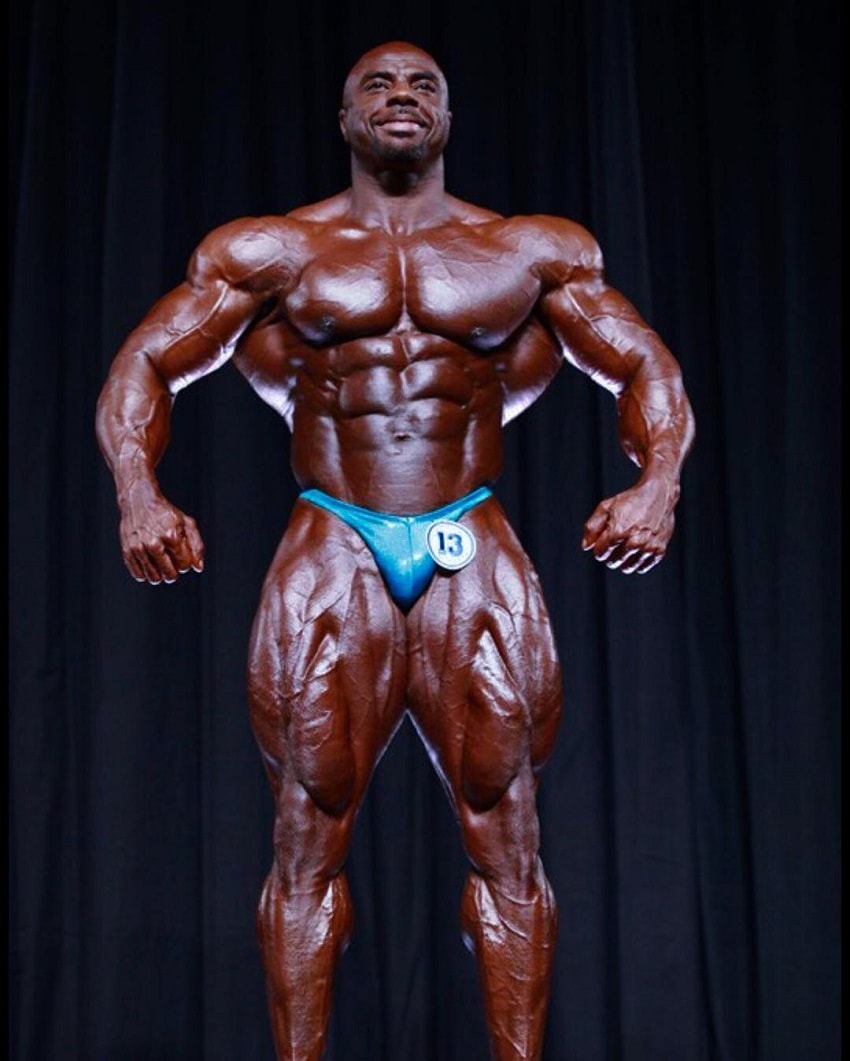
[593,530,628,561]
[123,551,147,582]
[582,507,610,550]
[622,549,660,575]
[602,526,650,564]
[594,538,624,563]
[615,551,649,577]
[635,552,664,575]
[170,531,198,574]
[182,517,205,572]
[147,542,180,584]
[605,545,640,570]
[132,547,163,584]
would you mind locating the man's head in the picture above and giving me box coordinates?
[339,42,452,168]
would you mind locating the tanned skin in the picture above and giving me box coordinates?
[96,42,695,1061]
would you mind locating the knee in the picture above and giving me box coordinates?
[474,841,543,901]
[258,869,355,955]
[460,859,557,952]
[461,784,545,899]
[270,783,354,894]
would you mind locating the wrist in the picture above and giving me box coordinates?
[116,471,162,511]
[635,464,681,505]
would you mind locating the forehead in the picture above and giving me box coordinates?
[344,44,446,95]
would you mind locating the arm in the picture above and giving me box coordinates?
[537,222,695,574]
[95,219,288,583]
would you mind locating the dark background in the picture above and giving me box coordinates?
[9,0,840,1058]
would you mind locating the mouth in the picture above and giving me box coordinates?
[375,112,428,133]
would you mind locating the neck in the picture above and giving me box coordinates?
[347,155,449,233]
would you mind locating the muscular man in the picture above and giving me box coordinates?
[96,41,695,1061]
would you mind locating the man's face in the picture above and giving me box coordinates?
[339,43,452,167]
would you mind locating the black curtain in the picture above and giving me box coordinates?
[9,1,840,1058]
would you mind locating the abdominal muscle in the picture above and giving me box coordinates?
[275,331,506,514]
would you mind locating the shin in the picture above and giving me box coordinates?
[257,866,354,1061]
[460,858,558,1061]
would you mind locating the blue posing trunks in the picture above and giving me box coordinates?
[300,486,493,610]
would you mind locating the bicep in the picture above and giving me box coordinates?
[111,217,289,393]
[114,276,263,394]
[539,276,674,396]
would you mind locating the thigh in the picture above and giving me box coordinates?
[249,499,407,818]
[406,497,562,814]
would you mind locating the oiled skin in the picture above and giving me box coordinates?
[96,42,695,1061]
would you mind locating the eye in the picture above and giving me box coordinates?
[413,81,436,93]
[364,79,389,91]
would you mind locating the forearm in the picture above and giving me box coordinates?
[616,361,695,490]
[95,346,208,583]
[95,349,174,505]
[581,355,694,573]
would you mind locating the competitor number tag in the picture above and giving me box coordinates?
[426,520,477,571]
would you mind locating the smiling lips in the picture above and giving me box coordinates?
[376,112,427,131]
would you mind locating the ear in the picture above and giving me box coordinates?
[338,108,349,144]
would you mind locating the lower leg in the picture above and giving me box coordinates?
[460,857,558,1061]
[257,868,354,1061]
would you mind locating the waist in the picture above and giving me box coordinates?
[299,484,494,523]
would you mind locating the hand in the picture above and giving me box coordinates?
[118,488,205,584]
[581,479,679,575]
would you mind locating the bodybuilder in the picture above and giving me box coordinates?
[96,41,695,1061]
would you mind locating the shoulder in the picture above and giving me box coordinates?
[187,215,309,293]
[501,214,604,286]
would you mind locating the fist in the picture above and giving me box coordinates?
[582,481,678,575]
[119,494,205,584]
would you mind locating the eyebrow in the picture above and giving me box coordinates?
[359,69,440,85]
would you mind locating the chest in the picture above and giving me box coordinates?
[283,229,541,349]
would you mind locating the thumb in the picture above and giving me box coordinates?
[582,504,610,550]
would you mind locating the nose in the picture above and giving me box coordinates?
[386,85,418,107]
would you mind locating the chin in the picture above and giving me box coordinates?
[380,143,428,164]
